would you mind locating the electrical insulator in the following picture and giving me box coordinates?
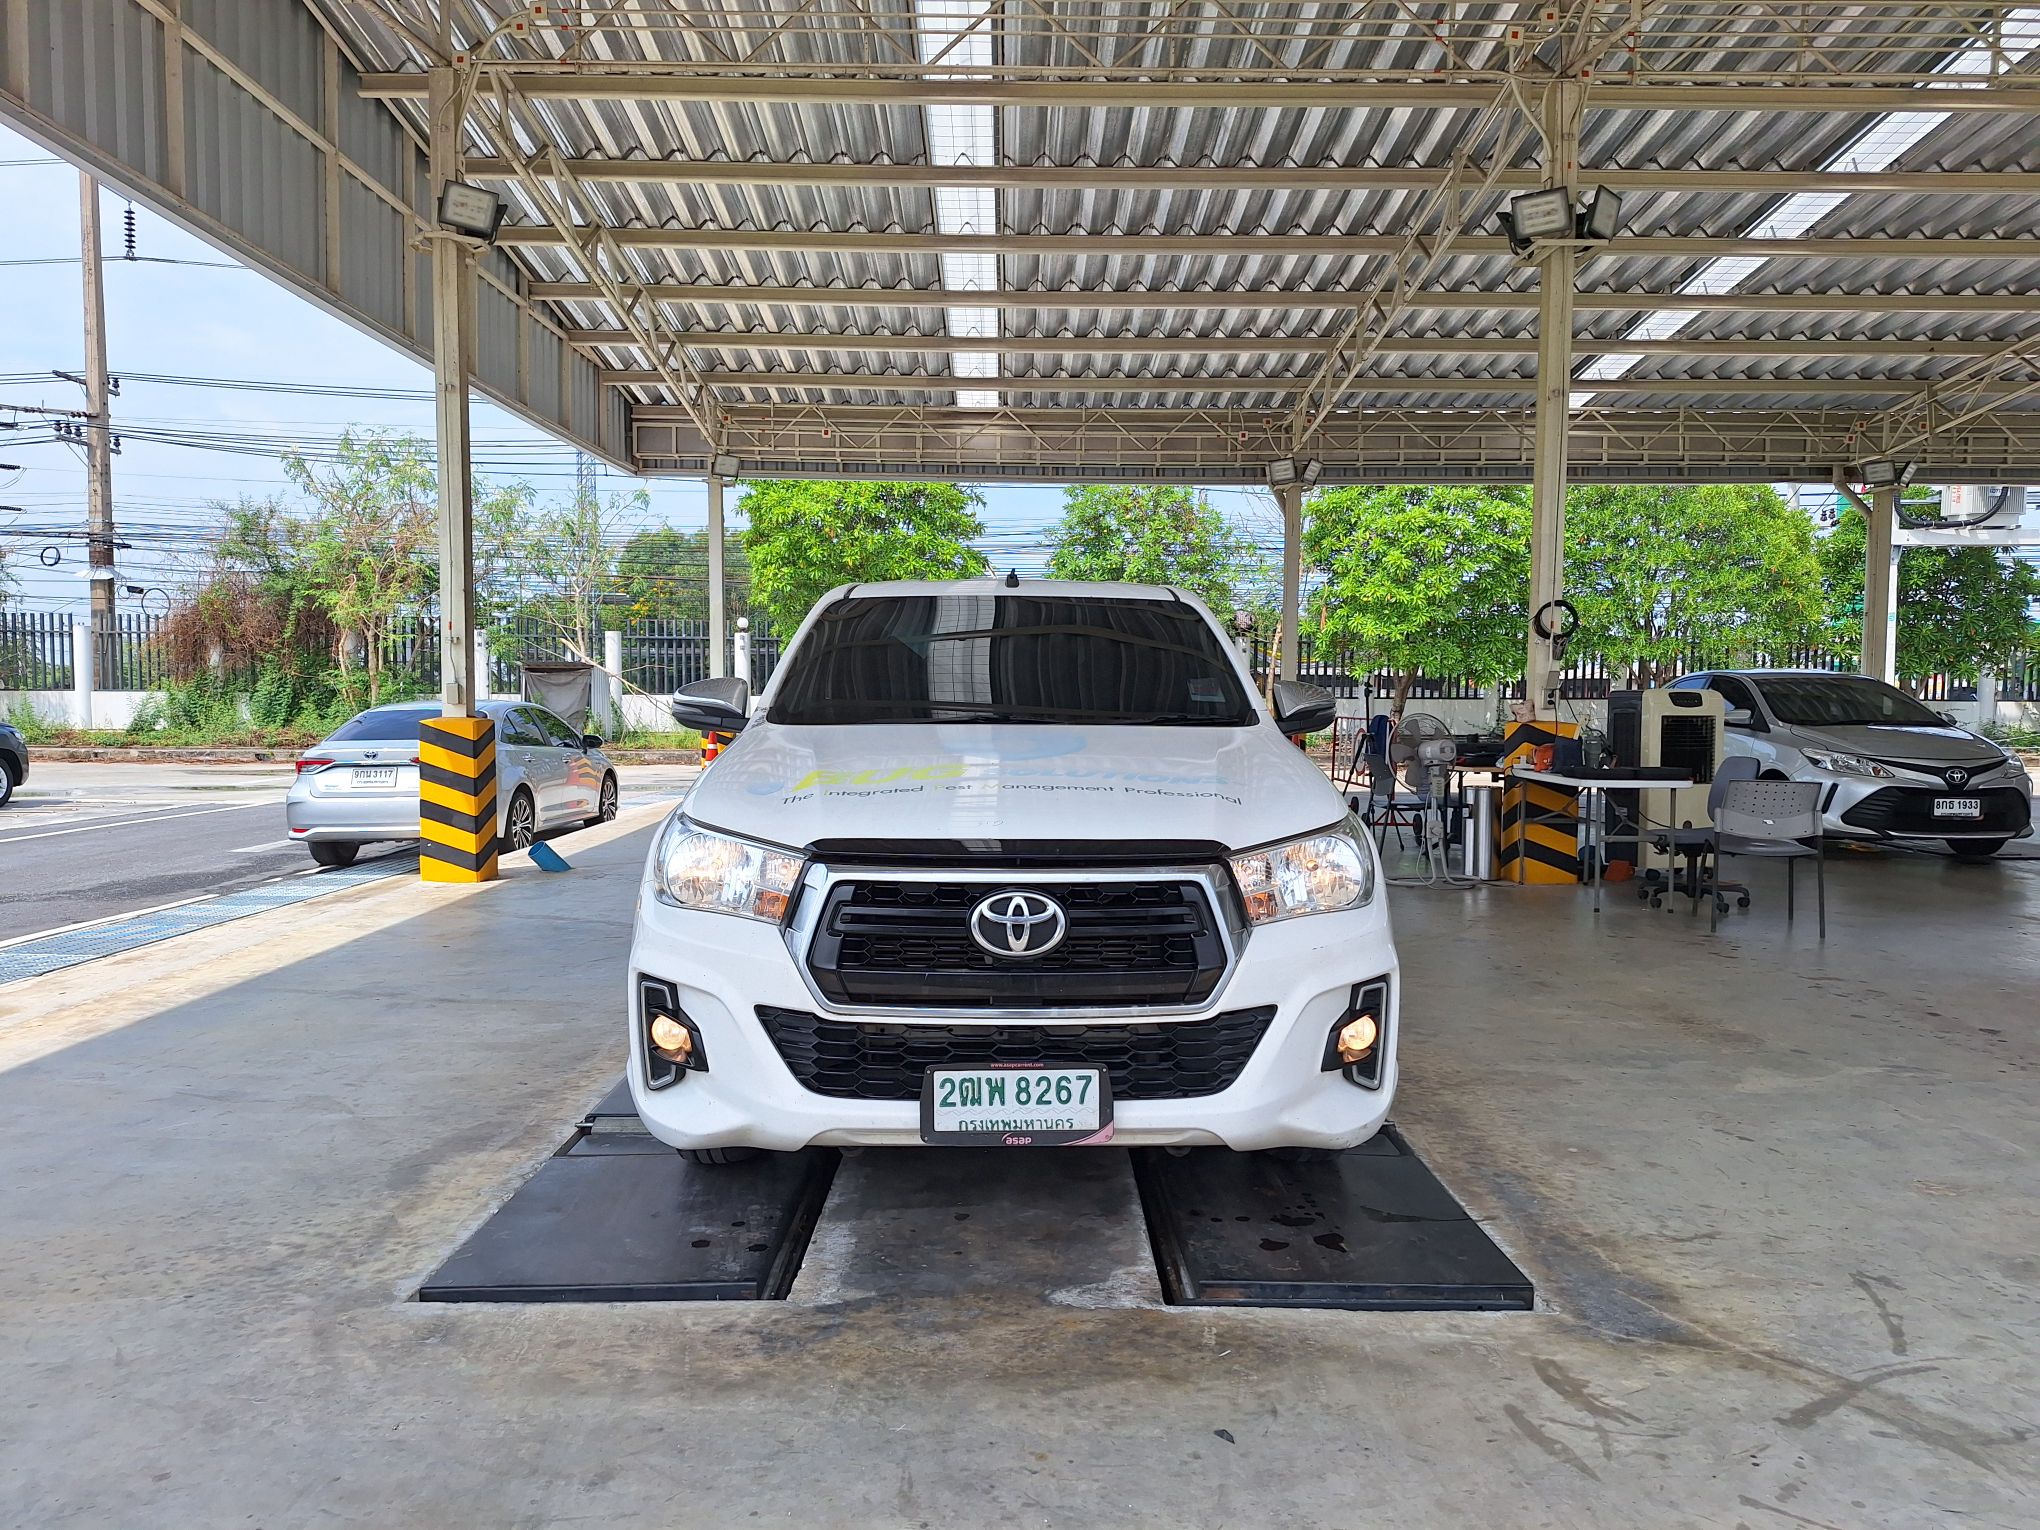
[123,205,137,259]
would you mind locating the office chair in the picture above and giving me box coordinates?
[1641,755,1760,914]
[1705,778,1827,937]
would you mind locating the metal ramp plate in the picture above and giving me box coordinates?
[418,1144,838,1303]
[1133,1127,1533,1311]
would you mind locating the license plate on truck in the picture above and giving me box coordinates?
[920,1066,1113,1146]
[1933,797,1982,818]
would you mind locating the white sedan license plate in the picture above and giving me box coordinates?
[1932,796,1982,818]
[920,1066,1113,1147]
[352,766,397,788]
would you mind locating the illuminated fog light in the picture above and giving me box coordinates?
[648,1014,694,1063]
[1336,1014,1379,1064]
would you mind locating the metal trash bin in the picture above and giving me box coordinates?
[1461,784,1497,881]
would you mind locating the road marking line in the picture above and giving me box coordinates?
[0,844,417,952]
[228,840,296,852]
[0,799,284,846]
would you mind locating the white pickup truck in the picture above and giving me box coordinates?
[627,579,1399,1161]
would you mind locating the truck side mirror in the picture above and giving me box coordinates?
[1270,680,1337,737]
[1723,707,1753,728]
[671,676,751,735]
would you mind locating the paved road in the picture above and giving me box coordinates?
[0,763,696,945]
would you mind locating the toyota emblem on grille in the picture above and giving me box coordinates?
[1945,766,1970,789]
[968,890,1068,959]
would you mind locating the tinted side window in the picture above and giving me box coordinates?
[498,708,547,746]
[1709,677,1757,713]
[534,709,584,749]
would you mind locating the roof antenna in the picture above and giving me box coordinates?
[1003,569,1019,587]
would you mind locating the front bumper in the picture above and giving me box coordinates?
[625,886,1400,1153]
[1809,772,2033,842]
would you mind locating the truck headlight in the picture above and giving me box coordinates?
[1801,750,1895,780]
[653,817,804,922]
[1230,827,1374,924]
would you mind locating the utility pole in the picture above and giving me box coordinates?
[79,173,116,647]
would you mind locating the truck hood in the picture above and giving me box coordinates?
[681,722,1348,853]
[1789,722,2002,766]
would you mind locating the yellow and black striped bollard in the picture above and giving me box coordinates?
[418,713,500,883]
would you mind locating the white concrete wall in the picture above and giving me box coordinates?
[0,690,157,730]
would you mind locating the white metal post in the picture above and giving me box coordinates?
[428,68,477,717]
[707,473,728,679]
[603,628,624,731]
[733,616,752,689]
[1861,484,1900,682]
[1277,483,1302,684]
[79,175,116,649]
[1524,85,1582,721]
[71,618,95,729]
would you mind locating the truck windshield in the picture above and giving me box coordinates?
[767,593,1258,726]
[1754,676,1946,728]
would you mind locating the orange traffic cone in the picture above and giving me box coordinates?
[702,730,722,764]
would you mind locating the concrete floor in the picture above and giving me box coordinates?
[0,810,2034,1528]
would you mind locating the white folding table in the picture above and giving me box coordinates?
[1509,766,1697,913]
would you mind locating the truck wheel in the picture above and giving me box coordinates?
[1950,838,2009,861]
[309,841,359,868]
[677,1147,759,1165]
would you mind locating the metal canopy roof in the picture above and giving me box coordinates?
[15,1,2040,482]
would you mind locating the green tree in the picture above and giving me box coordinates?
[1563,483,1827,685]
[498,485,649,663]
[1303,485,1532,712]
[615,525,753,622]
[1044,485,1265,619]
[741,480,989,636]
[283,432,440,703]
[1818,507,2040,686]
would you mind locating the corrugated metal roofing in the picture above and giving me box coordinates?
[303,1,2040,462]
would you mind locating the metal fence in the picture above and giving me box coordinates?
[1243,629,2037,705]
[0,610,169,690]
[4,606,2031,707]
[491,615,782,696]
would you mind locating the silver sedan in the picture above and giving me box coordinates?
[285,699,619,867]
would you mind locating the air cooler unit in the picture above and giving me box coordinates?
[1605,687,1725,871]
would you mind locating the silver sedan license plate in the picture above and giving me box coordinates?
[352,766,397,788]
[920,1065,1113,1147]
[1933,796,1982,819]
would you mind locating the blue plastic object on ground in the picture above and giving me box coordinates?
[529,841,572,873]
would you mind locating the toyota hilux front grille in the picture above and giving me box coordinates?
[802,875,1232,1009]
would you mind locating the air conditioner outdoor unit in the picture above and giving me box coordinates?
[1606,687,1725,869]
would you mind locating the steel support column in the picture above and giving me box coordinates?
[428,68,478,720]
[707,474,728,681]
[1278,483,1303,686]
[1524,86,1582,720]
[1861,485,1901,682]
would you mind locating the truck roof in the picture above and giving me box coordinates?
[826,578,1189,601]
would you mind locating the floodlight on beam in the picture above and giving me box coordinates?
[1860,458,1915,490]
[436,181,508,242]
[1266,459,1298,489]
[1497,187,1574,253]
[710,452,741,479]
[1577,186,1624,242]
[1298,458,1324,489]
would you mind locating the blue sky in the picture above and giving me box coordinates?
[3,122,1281,614]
